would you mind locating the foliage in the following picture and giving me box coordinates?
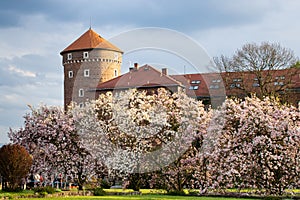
[72,88,211,192]
[208,96,300,195]
[93,187,106,196]
[291,61,300,68]
[166,190,186,196]
[125,173,152,191]
[150,134,211,192]
[8,105,106,190]
[148,92,211,192]
[17,195,257,200]
[0,189,34,199]
[0,144,32,191]
[100,179,112,189]
[7,88,300,197]
[33,186,56,194]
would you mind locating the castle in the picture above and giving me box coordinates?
[61,29,300,108]
[60,28,123,108]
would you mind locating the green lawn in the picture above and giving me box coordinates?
[20,196,257,200]
[7,188,300,199]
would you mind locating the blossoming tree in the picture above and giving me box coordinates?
[209,96,300,195]
[72,88,211,191]
[8,105,104,189]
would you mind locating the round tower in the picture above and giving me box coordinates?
[60,28,123,109]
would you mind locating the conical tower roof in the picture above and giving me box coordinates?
[60,28,122,54]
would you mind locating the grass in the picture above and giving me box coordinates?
[104,189,167,194]
[2,188,299,199]
[20,195,256,200]
[0,189,34,198]
[0,189,257,200]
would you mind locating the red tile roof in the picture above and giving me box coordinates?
[171,74,208,97]
[96,64,183,90]
[173,68,300,99]
[60,29,122,54]
[171,73,226,97]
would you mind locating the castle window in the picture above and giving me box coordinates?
[84,69,90,77]
[212,79,221,83]
[114,69,118,77]
[67,53,72,60]
[189,85,199,90]
[79,103,84,108]
[83,52,89,59]
[68,71,73,78]
[233,78,242,82]
[79,89,84,97]
[274,81,284,86]
[191,80,201,84]
[209,85,220,89]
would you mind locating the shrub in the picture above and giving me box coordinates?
[55,188,62,192]
[33,186,56,194]
[100,180,111,189]
[0,144,33,191]
[166,190,186,196]
[93,187,106,196]
[188,190,200,196]
[263,196,282,200]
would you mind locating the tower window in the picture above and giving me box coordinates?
[79,89,84,97]
[67,53,72,60]
[68,71,73,78]
[114,69,118,77]
[84,69,90,77]
[83,52,89,59]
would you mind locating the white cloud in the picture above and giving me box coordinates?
[8,65,36,77]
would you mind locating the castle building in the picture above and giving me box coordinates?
[61,29,300,108]
[60,28,123,108]
[96,63,184,96]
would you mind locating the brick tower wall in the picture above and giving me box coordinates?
[62,49,122,109]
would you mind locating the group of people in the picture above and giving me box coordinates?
[24,174,67,189]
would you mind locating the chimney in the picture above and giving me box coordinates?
[134,63,139,70]
[162,68,168,75]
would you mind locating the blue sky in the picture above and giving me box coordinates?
[1,0,300,143]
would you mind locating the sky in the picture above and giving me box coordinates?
[1,0,300,143]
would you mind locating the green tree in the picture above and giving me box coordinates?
[0,144,33,191]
